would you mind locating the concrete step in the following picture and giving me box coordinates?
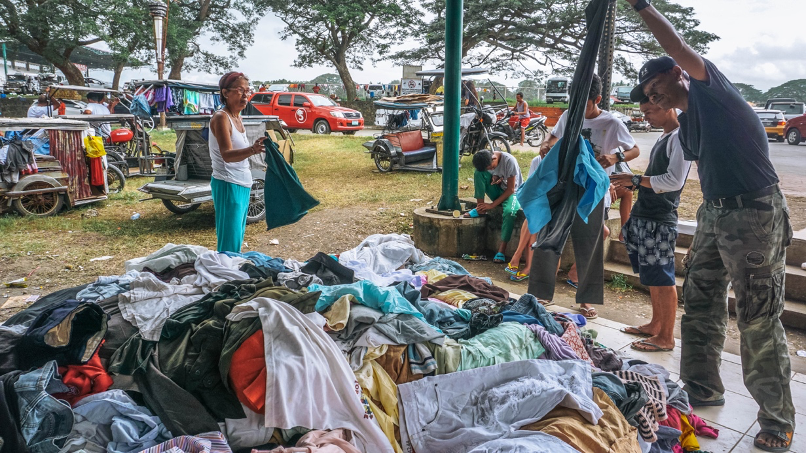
[607,238,806,303]
[603,261,806,330]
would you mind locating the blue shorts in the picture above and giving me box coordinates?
[623,217,677,287]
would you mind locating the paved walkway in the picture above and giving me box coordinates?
[540,302,806,453]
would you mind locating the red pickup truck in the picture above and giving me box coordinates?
[248,92,364,135]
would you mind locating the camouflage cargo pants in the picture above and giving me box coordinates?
[680,186,795,433]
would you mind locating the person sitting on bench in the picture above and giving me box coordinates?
[466,149,523,263]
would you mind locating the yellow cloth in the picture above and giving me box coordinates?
[355,349,401,452]
[428,338,462,374]
[416,269,448,284]
[83,136,106,158]
[322,295,354,331]
[432,289,477,308]
[679,414,699,452]
[521,388,641,453]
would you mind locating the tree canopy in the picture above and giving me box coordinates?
[733,83,766,105]
[391,0,719,81]
[265,0,421,101]
[763,79,806,104]
[0,0,106,85]
[165,0,266,80]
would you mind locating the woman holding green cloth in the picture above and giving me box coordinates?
[209,72,265,253]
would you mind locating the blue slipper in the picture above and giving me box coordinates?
[493,252,506,263]
[566,279,578,289]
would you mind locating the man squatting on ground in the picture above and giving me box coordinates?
[625,0,795,450]
[611,99,690,353]
[530,74,639,319]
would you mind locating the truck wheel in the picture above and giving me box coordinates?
[314,120,331,135]
[787,129,801,145]
[12,179,65,217]
[106,164,126,194]
[246,178,266,224]
[162,199,201,214]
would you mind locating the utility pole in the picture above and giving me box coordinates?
[438,0,463,211]
[597,0,617,111]
[2,43,8,82]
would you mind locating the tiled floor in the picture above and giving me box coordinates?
[544,304,806,453]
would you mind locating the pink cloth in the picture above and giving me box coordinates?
[688,412,719,438]
[560,321,594,366]
[260,430,359,453]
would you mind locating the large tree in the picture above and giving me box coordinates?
[106,0,153,89]
[764,79,806,104]
[391,0,718,80]
[165,0,264,80]
[734,83,766,105]
[266,0,421,101]
[0,0,105,85]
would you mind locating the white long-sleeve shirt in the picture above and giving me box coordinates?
[649,129,691,193]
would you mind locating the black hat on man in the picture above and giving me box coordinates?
[630,56,677,103]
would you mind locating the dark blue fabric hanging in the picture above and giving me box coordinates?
[263,137,319,230]
[532,0,611,254]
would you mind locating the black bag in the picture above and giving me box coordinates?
[533,0,610,253]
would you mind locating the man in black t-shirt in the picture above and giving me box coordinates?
[624,0,795,451]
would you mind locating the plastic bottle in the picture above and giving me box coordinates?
[131,213,140,220]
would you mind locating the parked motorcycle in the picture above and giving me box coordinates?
[494,109,549,147]
[460,105,511,156]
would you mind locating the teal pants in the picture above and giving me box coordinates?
[474,170,521,242]
[211,177,251,253]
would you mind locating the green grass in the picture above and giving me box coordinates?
[150,129,177,152]
[606,273,633,292]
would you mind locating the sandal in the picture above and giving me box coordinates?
[575,306,598,319]
[754,429,794,453]
[630,339,674,352]
[510,271,529,282]
[688,395,725,407]
[505,263,519,275]
[620,326,652,337]
[566,279,578,289]
[493,252,506,263]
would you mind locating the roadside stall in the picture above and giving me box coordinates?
[0,117,113,216]
[47,85,156,177]
[138,115,293,224]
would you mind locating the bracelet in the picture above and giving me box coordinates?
[634,0,651,12]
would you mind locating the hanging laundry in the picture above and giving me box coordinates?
[184,90,200,114]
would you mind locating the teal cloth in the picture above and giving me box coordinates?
[263,138,319,230]
[211,177,250,253]
[309,280,425,320]
[458,322,546,371]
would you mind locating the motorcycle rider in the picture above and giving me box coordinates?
[514,92,530,146]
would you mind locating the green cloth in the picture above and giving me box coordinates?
[457,322,545,371]
[264,138,319,230]
[474,170,521,242]
[211,177,250,253]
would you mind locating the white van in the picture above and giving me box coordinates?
[545,76,572,103]
[267,84,290,92]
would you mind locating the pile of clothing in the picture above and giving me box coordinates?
[0,233,718,453]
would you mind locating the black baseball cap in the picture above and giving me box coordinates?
[630,56,678,102]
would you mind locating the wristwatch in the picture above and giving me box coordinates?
[633,0,651,12]
[631,174,643,189]
[616,151,626,162]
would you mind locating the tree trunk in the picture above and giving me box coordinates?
[112,61,125,90]
[168,54,185,80]
[334,60,357,101]
[52,60,85,86]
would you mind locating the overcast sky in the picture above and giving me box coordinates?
[107,0,805,91]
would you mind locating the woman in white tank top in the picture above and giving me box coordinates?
[208,72,265,253]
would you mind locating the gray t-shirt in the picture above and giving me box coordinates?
[491,152,523,192]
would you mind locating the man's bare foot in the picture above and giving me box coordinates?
[631,335,674,352]
[754,430,792,452]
